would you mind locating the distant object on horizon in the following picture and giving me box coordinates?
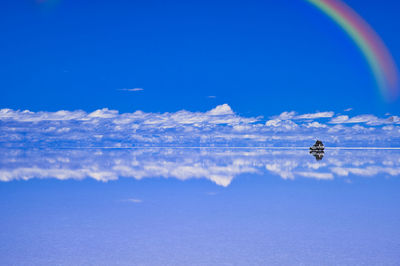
[310,140,325,151]
[310,140,325,161]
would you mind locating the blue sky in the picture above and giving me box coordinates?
[1,0,400,116]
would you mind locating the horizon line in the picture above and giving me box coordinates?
[2,146,400,150]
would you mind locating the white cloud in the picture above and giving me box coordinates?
[0,109,87,122]
[296,171,334,180]
[331,166,400,177]
[265,119,298,131]
[330,115,349,124]
[307,162,326,169]
[274,111,296,120]
[118,88,144,92]
[330,114,389,125]
[387,116,400,123]
[295,111,334,119]
[123,198,143,203]
[206,103,234,116]
[273,111,334,120]
[305,122,327,128]
[0,104,399,149]
[88,108,118,118]
[266,161,298,180]
[348,115,380,124]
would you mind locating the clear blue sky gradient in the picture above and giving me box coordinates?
[1,0,399,116]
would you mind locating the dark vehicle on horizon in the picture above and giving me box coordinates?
[310,140,324,151]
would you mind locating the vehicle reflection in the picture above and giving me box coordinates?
[310,150,324,161]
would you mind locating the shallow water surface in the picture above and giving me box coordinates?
[1,148,399,265]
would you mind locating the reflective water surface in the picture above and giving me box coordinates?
[2,148,400,185]
[1,148,400,265]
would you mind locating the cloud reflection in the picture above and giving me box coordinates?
[1,148,399,186]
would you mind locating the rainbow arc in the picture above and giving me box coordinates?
[306,0,399,101]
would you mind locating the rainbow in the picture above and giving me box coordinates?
[306,0,399,101]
